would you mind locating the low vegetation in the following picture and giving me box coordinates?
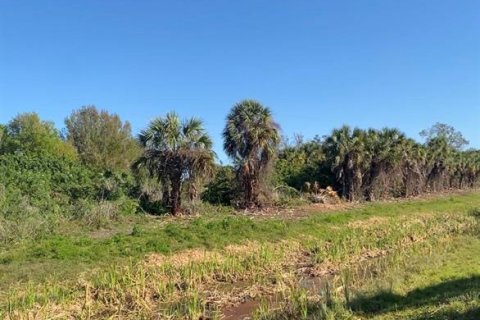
[0,103,479,319]
[0,193,479,319]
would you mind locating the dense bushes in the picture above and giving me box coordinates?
[0,107,479,246]
[275,137,333,190]
[201,165,236,206]
[0,153,96,200]
[0,110,144,244]
[0,152,139,244]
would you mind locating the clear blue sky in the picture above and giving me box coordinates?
[1,0,479,162]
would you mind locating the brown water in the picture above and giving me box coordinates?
[222,299,259,319]
[220,274,334,320]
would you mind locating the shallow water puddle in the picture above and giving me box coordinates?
[219,254,387,319]
[222,299,260,319]
[220,275,332,319]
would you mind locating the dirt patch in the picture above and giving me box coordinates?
[234,202,357,220]
[233,190,473,220]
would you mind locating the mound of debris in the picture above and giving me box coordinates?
[307,185,340,204]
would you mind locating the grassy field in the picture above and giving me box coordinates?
[253,232,480,320]
[1,192,479,319]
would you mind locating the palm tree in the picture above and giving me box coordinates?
[467,151,480,187]
[454,151,480,189]
[425,136,453,192]
[323,126,369,201]
[401,139,427,197]
[453,152,467,189]
[364,128,406,200]
[133,112,215,215]
[223,100,280,207]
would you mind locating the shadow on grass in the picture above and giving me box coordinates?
[469,207,480,219]
[350,276,480,318]
[410,307,480,320]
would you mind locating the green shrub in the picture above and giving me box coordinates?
[0,193,59,244]
[95,170,137,201]
[201,165,237,206]
[0,153,97,200]
[0,153,140,243]
[118,197,140,215]
[83,201,120,229]
[70,197,139,229]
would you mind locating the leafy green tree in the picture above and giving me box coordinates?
[133,112,215,215]
[65,106,140,171]
[0,113,76,159]
[223,100,280,207]
[420,123,469,150]
[275,136,330,190]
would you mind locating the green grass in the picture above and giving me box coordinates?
[0,192,479,319]
[349,235,480,319]
[1,192,479,291]
[252,225,480,319]
[253,235,480,320]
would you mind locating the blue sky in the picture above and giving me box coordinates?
[1,0,479,162]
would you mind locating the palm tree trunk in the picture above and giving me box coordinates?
[244,174,257,207]
[348,172,355,202]
[404,175,410,198]
[162,188,170,207]
[170,173,182,216]
[161,176,170,207]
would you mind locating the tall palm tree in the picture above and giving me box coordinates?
[133,112,215,215]
[364,128,406,200]
[223,100,280,207]
[453,152,467,189]
[425,136,453,192]
[401,139,427,197]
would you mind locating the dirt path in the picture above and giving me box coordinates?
[231,190,472,220]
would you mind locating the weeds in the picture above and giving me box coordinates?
[1,193,480,319]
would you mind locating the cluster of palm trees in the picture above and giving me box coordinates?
[133,99,479,215]
[134,100,279,215]
[323,126,480,201]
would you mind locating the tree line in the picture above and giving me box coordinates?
[1,101,479,217]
